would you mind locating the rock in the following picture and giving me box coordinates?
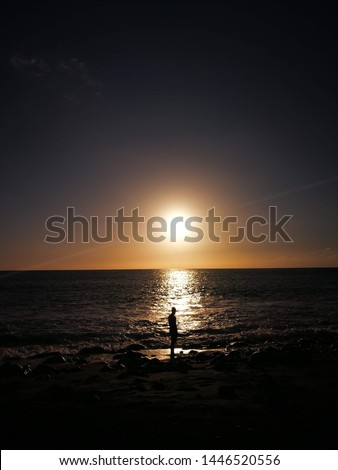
[125,343,147,351]
[29,351,63,359]
[115,351,147,376]
[29,363,59,377]
[250,345,311,368]
[218,385,237,399]
[143,358,166,373]
[118,350,145,369]
[112,352,125,359]
[211,351,240,371]
[23,364,32,375]
[0,362,25,378]
[249,347,284,367]
[194,351,215,362]
[101,363,115,372]
[229,341,248,348]
[78,346,106,356]
[43,355,67,365]
[167,360,192,373]
[73,355,87,364]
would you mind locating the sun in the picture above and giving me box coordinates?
[165,209,189,242]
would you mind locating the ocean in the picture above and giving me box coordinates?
[0,268,337,359]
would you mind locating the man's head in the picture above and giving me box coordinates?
[171,307,176,315]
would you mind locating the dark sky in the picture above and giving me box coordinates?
[1,1,338,268]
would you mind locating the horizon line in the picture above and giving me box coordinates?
[1,266,337,273]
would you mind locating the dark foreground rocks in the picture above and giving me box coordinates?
[1,341,338,450]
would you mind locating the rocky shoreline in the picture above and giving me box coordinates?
[1,339,338,449]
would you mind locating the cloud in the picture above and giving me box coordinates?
[59,58,101,88]
[10,55,50,77]
[10,54,103,101]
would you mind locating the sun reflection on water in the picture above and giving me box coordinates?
[154,269,203,335]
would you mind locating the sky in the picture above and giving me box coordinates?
[1,0,337,269]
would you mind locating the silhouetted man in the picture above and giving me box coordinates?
[168,307,178,358]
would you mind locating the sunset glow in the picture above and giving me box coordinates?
[2,3,338,456]
[1,2,337,271]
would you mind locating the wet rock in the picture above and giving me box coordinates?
[229,341,248,348]
[113,352,126,359]
[78,346,106,356]
[118,351,145,369]
[218,385,237,399]
[194,351,216,362]
[30,351,63,359]
[23,364,32,375]
[115,362,127,370]
[73,355,87,364]
[101,363,115,372]
[250,345,311,368]
[143,358,166,373]
[211,351,240,371]
[43,355,67,365]
[125,343,147,351]
[115,352,147,376]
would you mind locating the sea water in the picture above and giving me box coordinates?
[0,268,337,358]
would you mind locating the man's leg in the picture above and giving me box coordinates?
[170,336,175,358]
